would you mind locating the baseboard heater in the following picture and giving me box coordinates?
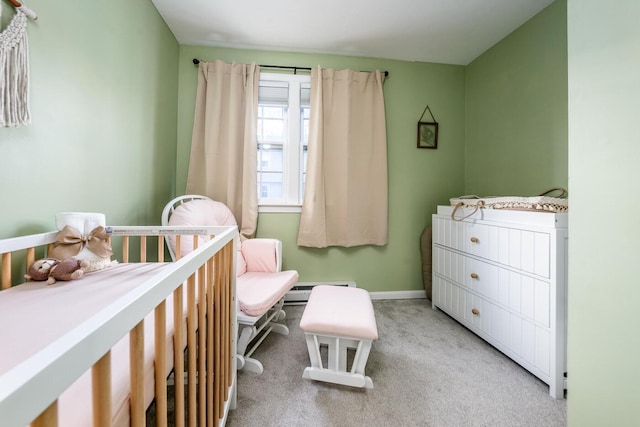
[285,281,356,304]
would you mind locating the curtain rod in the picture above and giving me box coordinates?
[192,59,389,77]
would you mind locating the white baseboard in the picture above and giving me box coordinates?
[369,290,427,300]
[285,288,428,306]
[285,281,356,304]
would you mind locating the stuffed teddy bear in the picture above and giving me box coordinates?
[25,258,89,285]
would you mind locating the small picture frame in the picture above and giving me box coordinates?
[417,122,438,149]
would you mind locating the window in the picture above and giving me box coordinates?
[257,73,310,210]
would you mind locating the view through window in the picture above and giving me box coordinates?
[257,73,311,208]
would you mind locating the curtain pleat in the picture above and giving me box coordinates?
[186,60,260,239]
[298,67,388,248]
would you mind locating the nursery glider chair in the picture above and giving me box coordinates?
[162,195,299,374]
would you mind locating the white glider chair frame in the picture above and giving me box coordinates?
[162,195,299,374]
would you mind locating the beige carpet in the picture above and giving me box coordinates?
[226,299,567,427]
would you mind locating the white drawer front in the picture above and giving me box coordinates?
[433,216,464,250]
[464,222,489,259]
[509,314,551,376]
[433,215,551,278]
[433,275,463,317]
[433,246,465,286]
[504,228,551,278]
[506,272,550,328]
[434,247,550,328]
[464,290,484,330]
[432,207,566,397]
[434,276,484,331]
[433,277,551,377]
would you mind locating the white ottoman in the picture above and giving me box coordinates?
[300,285,378,389]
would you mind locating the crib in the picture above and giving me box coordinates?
[0,225,237,427]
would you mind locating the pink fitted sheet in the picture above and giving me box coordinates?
[0,262,189,427]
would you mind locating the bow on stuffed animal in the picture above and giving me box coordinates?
[49,225,113,260]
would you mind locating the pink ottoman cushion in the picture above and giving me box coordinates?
[300,285,378,340]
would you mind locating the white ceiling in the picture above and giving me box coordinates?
[151,0,555,66]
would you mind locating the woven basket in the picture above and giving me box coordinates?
[449,188,568,221]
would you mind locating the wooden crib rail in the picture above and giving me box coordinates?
[105,226,221,263]
[0,226,232,289]
[0,232,57,290]
[0,226,237,427]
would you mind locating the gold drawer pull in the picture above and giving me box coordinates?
[470,273,479,279]
[470,237,479,243]
[471,308,480,316]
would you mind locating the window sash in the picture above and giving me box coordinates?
[257,73,310,207]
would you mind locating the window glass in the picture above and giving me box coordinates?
[257,73,311,208]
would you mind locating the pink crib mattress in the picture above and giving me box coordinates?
[0,262,188,427]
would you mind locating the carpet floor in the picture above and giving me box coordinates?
[225,298,567,427]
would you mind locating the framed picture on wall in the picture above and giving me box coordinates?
[417,121,438,149]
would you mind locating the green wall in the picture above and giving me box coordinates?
[4,0,638,423]
[1,1,569,297]
[176,46,466,292]
[0,0,179,240]
[567,0,640,425]
[465,0,568,196]
[174,2,567,293]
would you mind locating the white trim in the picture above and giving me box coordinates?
[258,205,302,214]
[285,281,356,304]
[369,290,427,300]
[286,289,428,303]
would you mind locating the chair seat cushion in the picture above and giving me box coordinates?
[237,270,299,317]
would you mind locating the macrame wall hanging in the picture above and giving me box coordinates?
[0,0,37,127]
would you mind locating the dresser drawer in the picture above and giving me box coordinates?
[433,275,503,344]
[433,276,551,377]
[434,247,550,328]
[433,246,489,292]
[433,275,483,329]
[433,215,551,278]
[432,206,566,398]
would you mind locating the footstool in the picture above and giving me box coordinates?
[299,285,378,389]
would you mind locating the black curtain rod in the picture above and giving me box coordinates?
[192,58,389,77]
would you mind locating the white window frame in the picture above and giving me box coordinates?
[257,73,310,213]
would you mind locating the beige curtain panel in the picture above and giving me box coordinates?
[186,60,260,239]
[298,67,388,248]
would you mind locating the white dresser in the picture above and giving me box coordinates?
[432,205,568,398]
